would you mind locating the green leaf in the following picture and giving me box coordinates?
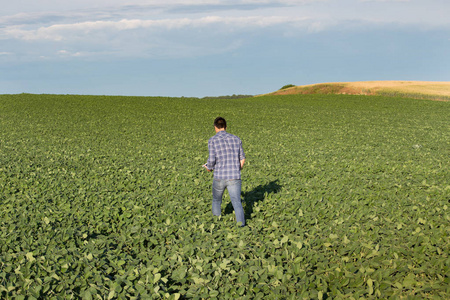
[367,278,374,295]
[26,252,35,262]
[209,290,219,297]
[154,273,161,284]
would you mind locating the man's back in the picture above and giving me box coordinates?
[207,131,245,180]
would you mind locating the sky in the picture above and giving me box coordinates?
[1,0,449,97]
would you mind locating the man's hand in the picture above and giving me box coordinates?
[240,159,245,170]
[202,164,211,172]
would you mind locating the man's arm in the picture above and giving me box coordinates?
[239,139,245,170]
[240,158,245,170]
[204,139,216,171]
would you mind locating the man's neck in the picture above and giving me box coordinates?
[215,127,226,133]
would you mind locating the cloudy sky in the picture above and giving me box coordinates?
[1,0,449,96]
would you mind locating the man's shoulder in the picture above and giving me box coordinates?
[209,131,242,142]
[208,135,218,142]
[208,135,221,145]
[227,133,242,142]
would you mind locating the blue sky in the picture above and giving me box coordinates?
[1,0,449,97]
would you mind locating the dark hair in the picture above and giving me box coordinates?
[214,117,227,129]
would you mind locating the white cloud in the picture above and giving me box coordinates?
[1,0,449,63]
[2,0,448,31]
[359,0,410,2]
[1,16,311,42]
[0,15,318,61]
[57,49,83,57]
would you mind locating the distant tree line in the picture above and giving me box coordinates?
[201,94,254,100]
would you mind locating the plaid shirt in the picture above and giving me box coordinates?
[206,131,245,179]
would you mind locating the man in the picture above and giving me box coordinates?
[203,117,246,226]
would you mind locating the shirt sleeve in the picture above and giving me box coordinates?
[206,139,216,170]
[239,139,245,161]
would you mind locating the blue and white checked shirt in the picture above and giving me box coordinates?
[206,131,245,179]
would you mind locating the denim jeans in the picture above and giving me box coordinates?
[212,178,245,226]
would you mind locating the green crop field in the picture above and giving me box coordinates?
[0,94,449,299]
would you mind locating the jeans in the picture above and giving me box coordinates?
[212,179,245,226]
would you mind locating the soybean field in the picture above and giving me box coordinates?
[0,94,449,299]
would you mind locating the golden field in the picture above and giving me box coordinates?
[266,81,450,101]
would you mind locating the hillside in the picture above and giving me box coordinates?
[265,81,450,101]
